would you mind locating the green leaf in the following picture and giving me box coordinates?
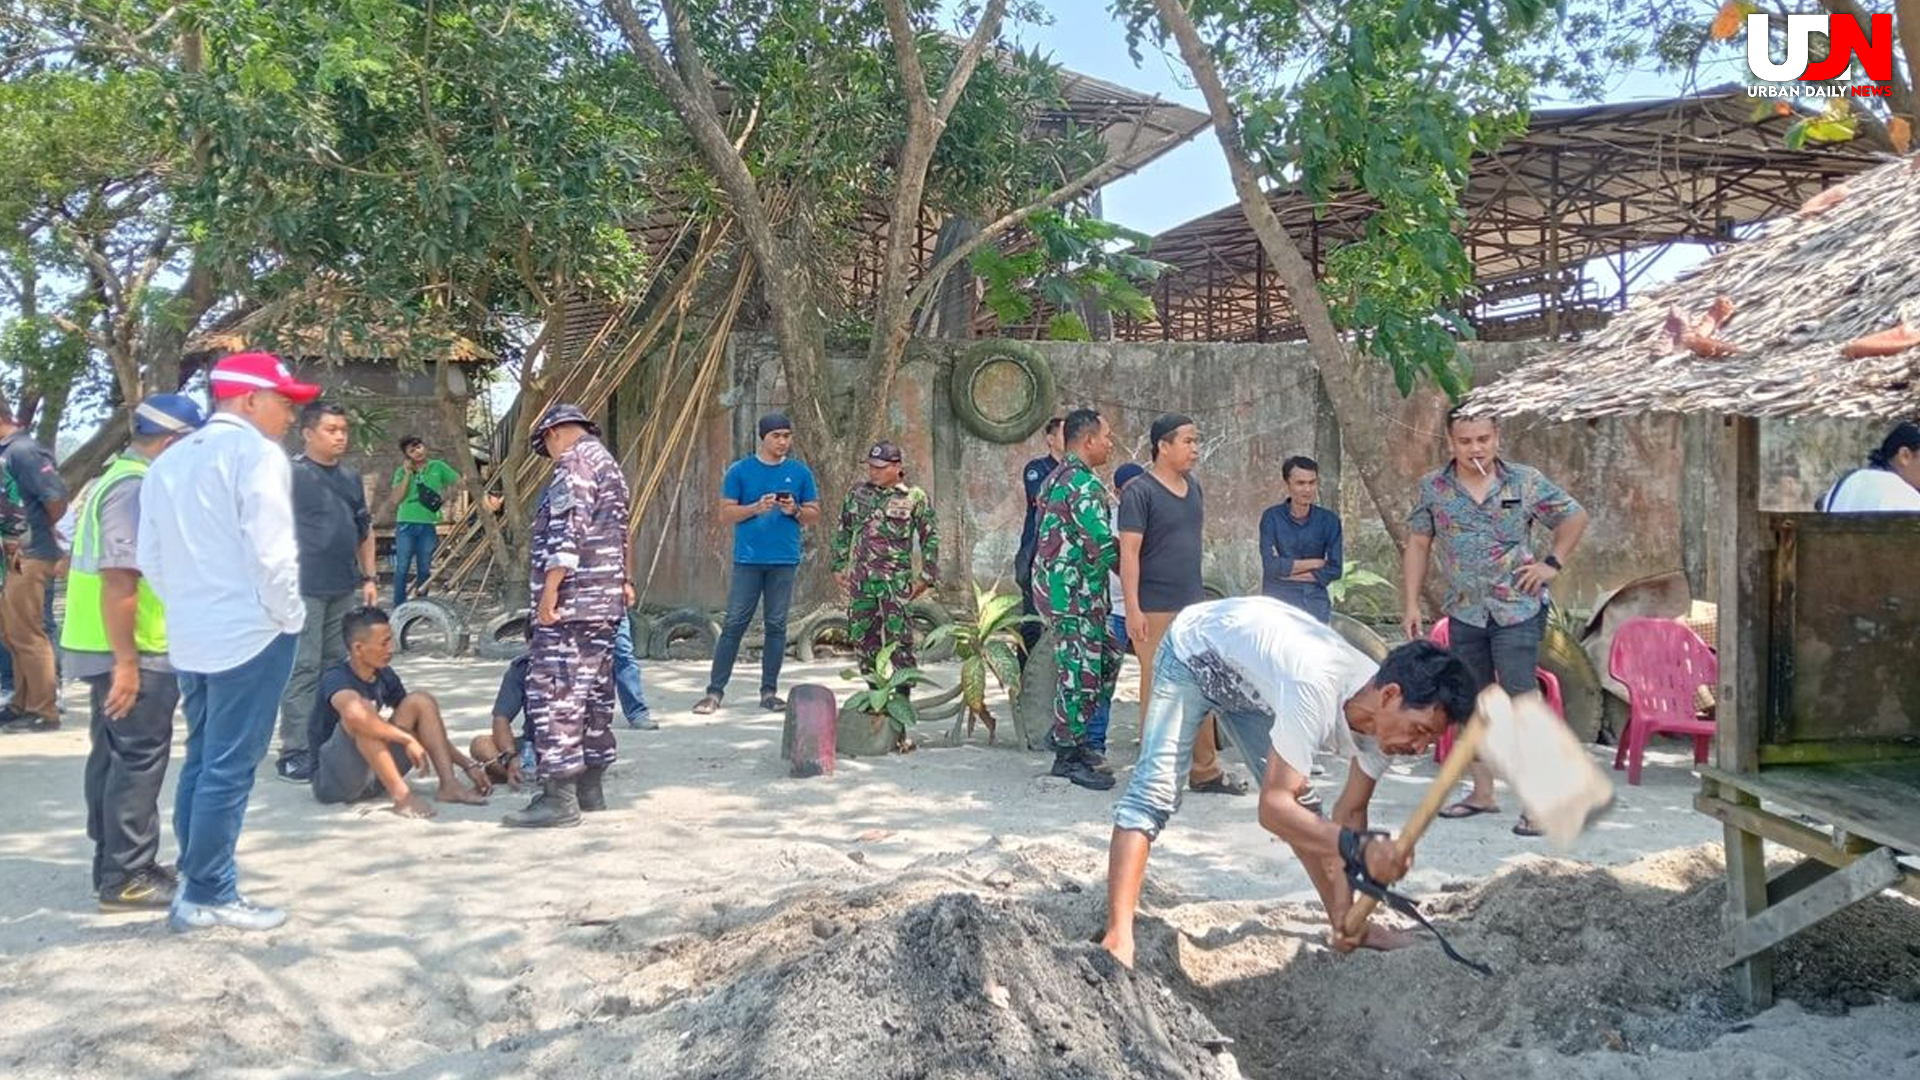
[885,695,917,731]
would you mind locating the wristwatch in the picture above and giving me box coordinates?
[361,574,377,585]
[1542,554,1563,571]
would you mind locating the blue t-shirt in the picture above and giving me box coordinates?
[722,455,818,565]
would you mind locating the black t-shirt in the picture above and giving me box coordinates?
[0,433,69,560]
[308,661,406,753]
[292,456,372,596]
[1117,472,1205,612]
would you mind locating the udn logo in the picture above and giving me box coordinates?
[1747,13,1893,82]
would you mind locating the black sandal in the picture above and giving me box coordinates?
[1190,773,1249,796]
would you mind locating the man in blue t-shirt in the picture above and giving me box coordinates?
[695,412,821,714]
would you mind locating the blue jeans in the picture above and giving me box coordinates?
[392,523,439,607]
[1114,646,1276,840]
[613,615,649,722]
[1087,613,1132,751]
[173,633,298,906]
[706,563,796,697]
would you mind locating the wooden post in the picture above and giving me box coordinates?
[1716,413,1773,1007]
[1680,414,1715,598]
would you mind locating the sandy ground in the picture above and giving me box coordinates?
[1,652,1915,1079]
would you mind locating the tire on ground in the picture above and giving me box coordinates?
[949,339,1058,444]
[1330,611,1390,663]
[1012,626,1059,752]
[475,611,529,661]
[1540,622,1606,743]
[795,612,853,663]
[648,608,719,661]
[1200,574,1234,602]
[907,598,956,663]
[391,598,471,658]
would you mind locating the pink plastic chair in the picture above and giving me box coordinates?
[1429,617,1566,764]
[1608,618,1716,786]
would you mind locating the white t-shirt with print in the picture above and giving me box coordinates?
[1166,595,1388,779]
[1823,468,1920,512]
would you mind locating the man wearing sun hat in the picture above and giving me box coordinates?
[61,394,205,912]
[138,352,317,932]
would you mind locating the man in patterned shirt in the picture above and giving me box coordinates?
[504,403,632,830]
[830,440,939,678]
[1031,408,1117,790]
[1401,408,1587,837]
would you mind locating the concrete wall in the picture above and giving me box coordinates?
[626,334,1879,616]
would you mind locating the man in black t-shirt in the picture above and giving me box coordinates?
[1013,416,1064,656]
[309,607,488,816]
[472,646,535,788]
[0,410,70,731]
[277,402,379,783]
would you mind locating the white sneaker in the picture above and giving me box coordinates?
[168,896,288,933]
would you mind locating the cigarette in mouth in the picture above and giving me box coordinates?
[1472,459,1488,477]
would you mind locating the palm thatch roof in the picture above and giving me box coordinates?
[186,282,494,366]
[1469,154,1920,422]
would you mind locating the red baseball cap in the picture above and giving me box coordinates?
[209,352,322,404]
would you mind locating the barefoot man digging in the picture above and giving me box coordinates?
[1100,596,1476,967]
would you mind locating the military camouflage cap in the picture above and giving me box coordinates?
[533,403,601,456]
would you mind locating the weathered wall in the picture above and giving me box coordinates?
[627,334,1879,616]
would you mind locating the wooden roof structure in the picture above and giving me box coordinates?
[1116,87,1885,345]
[1469,155,1920,421]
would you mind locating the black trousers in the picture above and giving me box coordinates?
[83,668,180,892]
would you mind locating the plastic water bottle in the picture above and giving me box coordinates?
[519,742,536,776]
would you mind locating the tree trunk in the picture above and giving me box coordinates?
[59,404,133,488]
[1149,0,1418,564]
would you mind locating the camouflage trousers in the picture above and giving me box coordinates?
[527,618,619,780]
[1051,607,1119,747]
[848,581,915,674]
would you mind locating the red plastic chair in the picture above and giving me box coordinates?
[1429,617,1566,764]
[1608,618,1716,786]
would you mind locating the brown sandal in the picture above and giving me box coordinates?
[692,694,721,715]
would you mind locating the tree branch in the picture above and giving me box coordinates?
[1822,0,1917,116]
[934,0,1007,124]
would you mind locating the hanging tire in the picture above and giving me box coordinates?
[475,611,530,661]
[648,608,719,661]
[795,612,855,663]
[908,598,956,663]
[392,598,471,658]
[1540,622,1606,744]
[949,340,1058,444]
[1330,612,1390,663]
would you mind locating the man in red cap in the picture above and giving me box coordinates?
[137,352,319,933]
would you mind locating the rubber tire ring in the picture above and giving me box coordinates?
[796,613,852,663]
[391,598,472,658]
[647,608,719,661]
[907,598,956,663]
[949,339,1058,444]
[475,611,530,661]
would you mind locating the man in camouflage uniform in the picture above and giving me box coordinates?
[1031,408,1118,790]
[830,440,939,678]
[504,403,632,829]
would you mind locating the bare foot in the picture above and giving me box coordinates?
[391,793,437,819]
[1358,923,1418,952]
[436,783,487,806]
[1098,931,1135,969]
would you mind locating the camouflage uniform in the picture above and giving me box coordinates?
[830,481,939,674]
[526,433,631,780]
[1030,452,1118,747]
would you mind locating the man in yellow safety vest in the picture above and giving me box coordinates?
[60,394,205,911]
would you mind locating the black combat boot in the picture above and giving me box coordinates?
[577,766,607,812]
[502,778,582,828]
[1051,745,1114,791]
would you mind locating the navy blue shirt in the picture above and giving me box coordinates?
[721,455,818,565]
[1014,454,1058,582]
[308,661,406,753]
[1259,503,1343,623]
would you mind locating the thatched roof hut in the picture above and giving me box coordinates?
[1468,155,1917,422]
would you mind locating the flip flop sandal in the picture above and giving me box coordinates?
[1512,817,1544,838]
[1437,801,1500,819]
[692,695,721,715]
[1190,774,1250,796]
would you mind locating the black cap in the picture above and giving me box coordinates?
[866,440,903,464]
[758,412,793,439]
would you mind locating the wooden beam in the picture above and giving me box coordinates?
[1728,848,1900,965]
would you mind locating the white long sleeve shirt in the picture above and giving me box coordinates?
[137,412,306,672]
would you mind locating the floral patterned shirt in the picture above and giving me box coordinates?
[1408,459,1581,629]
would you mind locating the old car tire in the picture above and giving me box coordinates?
[950,339,1057,444]
[796,612,852,663]
[648,608,719,660]
[475,611,530,661]
[908,598,956,663]
[392,599,471,658]
[1201,574,1234,602]
[1330,612,1390,663]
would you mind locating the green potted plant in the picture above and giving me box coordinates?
[922,584,1033,745]
[838,642,927,755]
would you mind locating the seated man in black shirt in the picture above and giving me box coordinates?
[472,650,533,788]
[309,607,489,817]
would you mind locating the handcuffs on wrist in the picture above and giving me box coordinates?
[1339,826,1491,976]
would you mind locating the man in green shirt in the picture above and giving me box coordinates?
[386,435,462,607]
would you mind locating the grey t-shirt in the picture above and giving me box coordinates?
[1117,471,1205,612]
[0,433,70,561]
[64,473,172,677]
